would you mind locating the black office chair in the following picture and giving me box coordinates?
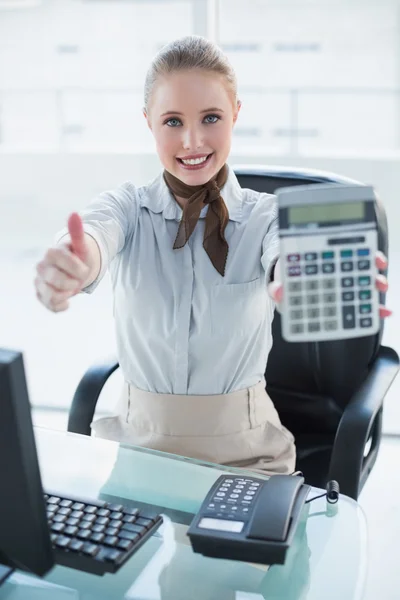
[68,165,400,500]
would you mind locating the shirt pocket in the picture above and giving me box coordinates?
[210,277,266,335]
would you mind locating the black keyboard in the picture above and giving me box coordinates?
[45,491,163,575]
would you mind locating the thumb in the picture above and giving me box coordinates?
[67,212,88,262]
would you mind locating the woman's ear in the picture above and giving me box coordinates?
[143,108,152,131]
[233,100,242,124]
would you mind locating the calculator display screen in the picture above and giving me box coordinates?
[288,201,364,225]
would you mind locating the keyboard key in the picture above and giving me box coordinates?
[110,520,123,529]
[55,536,70,548]
[57,507,72,517]
[77,529,91,540]
[91,532,105,544]
[118,530,140,542]
[82,514,96,523]
[71,510,84,519]
[135,517,154,530]
[64,526,79,536]
[51,523,65,533]
[342,305,356,329]
[104,536,119,547]
[117,539,134,551]
[82,543,100,557]
[122,515,137,524]
[97,508,111,518]
[84,506,98,514]
[48,496,61,505]
[103,549,123,563]
[79,521,92,530]
[53,514,68,523]
[71,503,85,511]
[59,500,73,508]
[69,539,84,552]
[105,527,119,537]
[92,524,106,533]
[95,516,109,526]
[66,518,80,527]
[110,512,123,520]
[47,504,57,513]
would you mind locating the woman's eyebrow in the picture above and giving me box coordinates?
[160,107,224,117]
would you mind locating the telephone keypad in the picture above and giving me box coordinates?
[286,246,375,336]
[207,477,264,519]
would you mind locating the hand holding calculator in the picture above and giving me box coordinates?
[276,183,383,342]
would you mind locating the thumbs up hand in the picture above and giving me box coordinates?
[34,213,91,312]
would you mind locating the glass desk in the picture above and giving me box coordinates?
[0,427,367,600]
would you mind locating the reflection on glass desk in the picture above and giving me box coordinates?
[0,428,367,600]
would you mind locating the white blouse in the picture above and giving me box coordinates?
[58,164,279,395]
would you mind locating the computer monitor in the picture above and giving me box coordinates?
[0,347,54,579]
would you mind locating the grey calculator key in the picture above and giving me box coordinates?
[288,281,302,292]
[341,261,353,272]
[342,305,356,329]
[307,308,320,319]
[308,322,321,332]
[322,279,335,290]
[323,306,337,317]
[290,323,304,334]
[305,265,318,275]
[324,320,338,331]
[305,252,318,261]
[360,317,372,327]
[358,260,370,270]
[341,277,354,288]
[289,296,302,306]
[306,294,319,305]
[323,293,336,303]
[342,291,354,302]
[290,309,303,320]
[305,280,319,291]
[322,263,335,274]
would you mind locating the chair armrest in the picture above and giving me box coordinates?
[67,356,120,436]
[328,345,399,499]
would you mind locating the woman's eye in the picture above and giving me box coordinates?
[166,118,182,127]
[204,114,220,124]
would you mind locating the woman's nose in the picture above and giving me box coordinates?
[182,126,203,151]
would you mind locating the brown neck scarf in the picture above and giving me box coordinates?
[163,164,229,276]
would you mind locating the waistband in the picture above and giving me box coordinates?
[120,379,278,437]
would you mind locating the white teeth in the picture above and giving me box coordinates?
[181,155,208,165]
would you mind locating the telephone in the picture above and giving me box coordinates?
[187,474,310,566]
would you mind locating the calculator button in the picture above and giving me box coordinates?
[305,265,318,275]
[305,280,319,291]
[324,320,338,331]
[289,296,302,306]
[289,281,302,292]
[357,248,370,257]
[341,277,354,288]
[358,276,371,287]
[360,304,372,314]
[360,317,372,327]
[322,263,335,274]
[290,324,304,334]
[307,308,320,319]
[290,309,303,320]
[342,291,355,302]
[306,294,319,305]
[323,293,336,303]
[287,253,300,263]
[323,306,337,317]
[308,322,321,332]
[340,249,353,258]
[341,261,353,272]
[358,260,370,270]
[359,290,371,300]
[322,251,335,259]
[322,279,335,290]
[342,306,356,329]
[288,266,301,276]
[305,252,318,261]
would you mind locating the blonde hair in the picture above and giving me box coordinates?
[144,35,238,111]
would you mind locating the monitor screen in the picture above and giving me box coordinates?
[0,348,54,578]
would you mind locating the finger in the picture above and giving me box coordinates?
[43,246,89,281]
[375,251,388,270]
[68,212,88,262]
[375,274,388,292]
[267,281,283,303]
[37,265,82,292]
[35,278,75,308]
[379,306,392,318]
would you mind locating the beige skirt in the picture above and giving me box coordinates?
[91,379,296,476]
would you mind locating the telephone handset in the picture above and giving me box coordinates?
[187,474,310,565]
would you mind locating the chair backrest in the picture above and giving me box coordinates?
[233,165,389,436]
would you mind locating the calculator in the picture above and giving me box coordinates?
[277,183,379,342]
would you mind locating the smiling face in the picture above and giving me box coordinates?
[144,69,240,186]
